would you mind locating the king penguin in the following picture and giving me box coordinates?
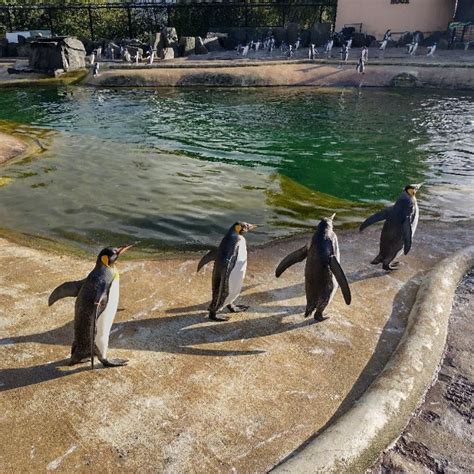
[360,183,423,271]
[48,245,134,368]
[275,214,351,321]
[197,222,257,321]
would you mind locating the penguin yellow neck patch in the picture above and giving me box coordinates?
[101,255,109,266]
[234,224,242,233]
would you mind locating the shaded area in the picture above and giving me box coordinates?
[273,272,422,467]
[370,271,474,473]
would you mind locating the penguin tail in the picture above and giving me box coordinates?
[371,254,383,265]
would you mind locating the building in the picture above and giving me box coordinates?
[335,0,456,39]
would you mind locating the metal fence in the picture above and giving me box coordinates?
[0,1,337,40]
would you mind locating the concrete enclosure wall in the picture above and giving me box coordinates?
[335,0,456,38]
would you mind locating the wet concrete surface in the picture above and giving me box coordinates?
[0,131,26,165]
[371,270,474,473]
[0,220,472,472]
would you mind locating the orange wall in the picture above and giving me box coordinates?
[335,0,456,38]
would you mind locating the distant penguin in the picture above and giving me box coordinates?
[275,214,351,321]
[359,183,423,271]
[90,50,96,65]
[48,245,134,368]
[309,43,316,60]
[356,57,365,74]
[295,37,301,51]
[325,39,334,57]
[426,43,437,57]
[379,39,388,51]
[197,222,257,321]
[92,62,100,77]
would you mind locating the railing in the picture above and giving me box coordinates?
[0,1,337,41]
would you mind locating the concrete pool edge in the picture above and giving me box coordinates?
[85,61,474,90]
[272,245,474,473]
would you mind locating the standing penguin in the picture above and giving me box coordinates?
[360,183,423,271]
[275,214,351,321]
[48,245,134,368]
[197,222,257,321]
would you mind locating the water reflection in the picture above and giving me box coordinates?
[0,87,472,250]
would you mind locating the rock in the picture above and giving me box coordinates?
[310,23,331,46]
[204,35,224,52]
[179,36,195,56]
[272,27,287,46]
[287,22,300,45]
[161,47,175,60]
[162,27,178,48]
[125,46,143,58]
[195,37,208,55]
[29,37,86,74]
[0,38,9,58]
[390,72,419,88]
[152,32,162,51]
[397,31,413,46]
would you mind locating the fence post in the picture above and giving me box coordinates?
[127,5,133,38]
[48,7,55,36]
[88,5,95,40]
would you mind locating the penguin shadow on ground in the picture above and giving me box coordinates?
[273,272,423,467]
[0,298,315,392]
[0,358,97,392]
[165,282,305,315]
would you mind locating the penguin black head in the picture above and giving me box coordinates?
[404,183,423,197]
[318,213,336,231]
[97,244,134,267]
[232,222,257,235]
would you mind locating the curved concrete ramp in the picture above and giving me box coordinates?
[274,245,474,473]
[0,221,472,471]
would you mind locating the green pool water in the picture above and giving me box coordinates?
[0,86,472,252]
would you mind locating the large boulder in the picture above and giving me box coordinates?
[29,37,86,74]
[179,36,195,56]
[272,27,287,45]
[195,37,208,55]
[161,47,175,60]
[310,23,330,46]
[203,36,222,52]
[162,27,178,48]
[0,38,8,58]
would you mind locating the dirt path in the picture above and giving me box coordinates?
[1,221,472,472]
[371,270,474,473]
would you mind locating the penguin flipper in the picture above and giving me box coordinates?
[197,249,218,272]
[209,252,237,312]
[359,207,393,232]
[275,246,308,278]
[402,218,412,255]
[329,256,351,305]
[48,279,85,306]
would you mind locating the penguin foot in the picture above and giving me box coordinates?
[383,263,398,271]
[209,312,230,322]
[100,358,128,368]
[391,261,401,267]
[227,304,249,313]
[314,312,329,322]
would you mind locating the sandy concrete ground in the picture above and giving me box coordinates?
[0,220,472,472]
[0,132,26,165]
[371,271,474,473]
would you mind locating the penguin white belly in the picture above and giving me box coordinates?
[223,240,247,308]
[328,244,341,306]
[412,202,419,236]
[95,277,119,359]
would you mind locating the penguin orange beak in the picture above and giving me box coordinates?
[116,243,135,256]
